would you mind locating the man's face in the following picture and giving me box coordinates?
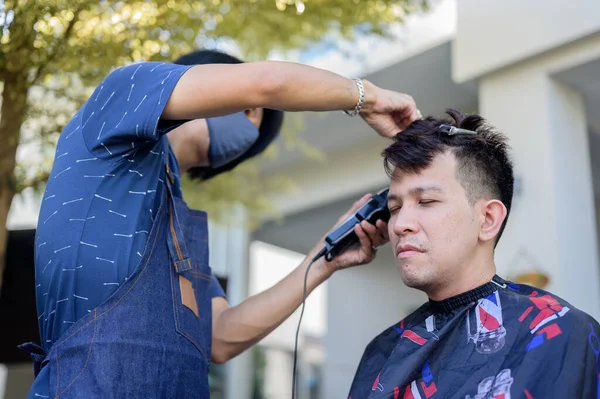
[387,152,482,296]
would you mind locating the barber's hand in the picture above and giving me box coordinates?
[309,194,390,273]
[360,80,420,138]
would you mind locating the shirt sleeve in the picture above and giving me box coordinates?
[81,62,193,161]
[210,275,226,298]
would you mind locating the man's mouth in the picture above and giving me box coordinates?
[396,244,424,259]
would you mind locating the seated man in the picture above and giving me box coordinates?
[347,109,600,399]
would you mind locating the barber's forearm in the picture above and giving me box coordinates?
[212,256,332,362]
[163,61,374,120]
[253,61,372,112]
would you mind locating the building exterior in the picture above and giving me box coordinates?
[4,1,600,398]
[252,1,600,397]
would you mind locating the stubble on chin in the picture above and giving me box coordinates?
[397,261,440,294]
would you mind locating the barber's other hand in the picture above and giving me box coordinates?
[359,80,419,138]
[309,193,390,273]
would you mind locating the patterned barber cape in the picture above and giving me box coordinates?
[348,275,600,399]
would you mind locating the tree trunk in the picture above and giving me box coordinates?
[0,71,30,292]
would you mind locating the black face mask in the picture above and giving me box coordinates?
[206,112,260,169]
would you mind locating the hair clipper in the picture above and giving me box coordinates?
[314,188,391,262]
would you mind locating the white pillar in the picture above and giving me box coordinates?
[262,347,294,399]
[208,220,229,277]
[0,363,6,399]
[479,67,600,320]
[223,204,254,399]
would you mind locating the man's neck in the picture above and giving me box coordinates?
[427,258,497,302]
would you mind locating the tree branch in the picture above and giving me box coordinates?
[31,7,82,85]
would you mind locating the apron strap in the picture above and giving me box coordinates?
[18,342,47,377]
[164,161,192,273]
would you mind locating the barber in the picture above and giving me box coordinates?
[24,49,418,398]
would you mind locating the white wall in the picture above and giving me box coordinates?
[6,189,39,230]
[0,364,34,399]
[479,37,600,321]
[261,348,295,399]
[248,241,328,398]
[249,241,327,349]
[0,364,5,399]
[453,0,600,82]
[266,138,391,217]
[322,248,427,398]
[596,199,600,250]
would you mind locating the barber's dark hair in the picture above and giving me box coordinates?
[382,108,514,244]
[172,49,284,182]
[174,49,243,67]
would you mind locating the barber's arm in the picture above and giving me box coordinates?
[210,194,388,364]
[163,61,418,138]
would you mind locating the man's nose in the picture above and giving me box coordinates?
[392,207,419,237]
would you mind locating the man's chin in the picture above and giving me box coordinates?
[398,265,432,291]
[401,277,429,291]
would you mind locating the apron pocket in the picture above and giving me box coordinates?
[179,275,199,317]
[166,200,213,362]
[171,265,212,361]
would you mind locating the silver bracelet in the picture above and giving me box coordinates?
[344,78,365,117]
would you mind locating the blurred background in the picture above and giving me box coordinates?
[2,0,600,398]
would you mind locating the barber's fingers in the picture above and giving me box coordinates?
[354,223,375,258]
[375,219,389,242]
[335,193,373,225]
[360,220,389,248]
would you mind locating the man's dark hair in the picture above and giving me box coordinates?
[382,108,514,244]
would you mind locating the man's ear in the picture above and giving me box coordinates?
[479,199,507,243]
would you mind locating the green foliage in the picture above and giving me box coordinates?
[1,0,428,226]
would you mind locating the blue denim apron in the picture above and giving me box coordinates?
[21,159,213,398]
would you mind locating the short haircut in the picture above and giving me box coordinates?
[382,109,514,243]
